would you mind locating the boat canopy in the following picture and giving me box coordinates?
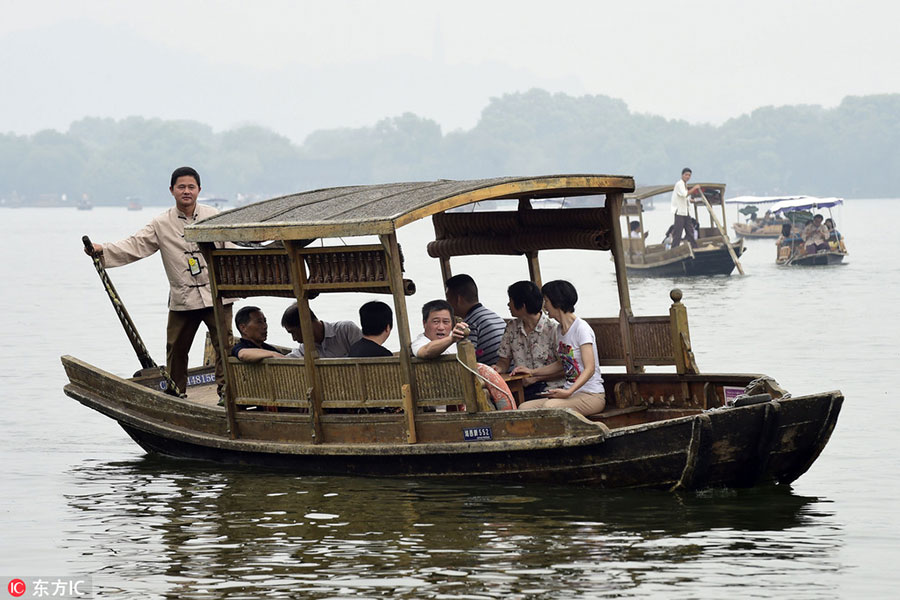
[726,195,806,205]
[771,197,844,215]
[186,175,634,243]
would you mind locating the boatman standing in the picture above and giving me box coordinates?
[83,166,233,399]
[670,167,702,248]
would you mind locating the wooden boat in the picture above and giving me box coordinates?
[62,175,841,490]
[728,195,795,238]
[773,197,848,266]
[622,184,746,276]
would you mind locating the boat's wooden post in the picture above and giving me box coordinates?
[401,384,417,443]
[669,288,699,375]
[439,257,452,285]
[285,240,323,443]
[199,242,239,439]
[698,190,744,275]
[526,251,542,287]
[380,234,418,409]
[607,192,637,373]
[457,340,489,412]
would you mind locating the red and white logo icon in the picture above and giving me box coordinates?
[8,579,26,597]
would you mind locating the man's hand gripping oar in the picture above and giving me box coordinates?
[81,235,183,396]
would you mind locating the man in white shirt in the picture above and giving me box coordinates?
[410,299,470,359]
[670,167,702,249]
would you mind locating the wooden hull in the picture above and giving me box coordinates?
[62,355,842,490]
[733,222,785,238]
[626,241,746,277]
[779,251,847,267]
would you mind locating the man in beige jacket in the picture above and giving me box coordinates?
[84,166,232,398]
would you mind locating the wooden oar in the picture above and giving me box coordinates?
[696,191,745,275]
[82,235,182,395]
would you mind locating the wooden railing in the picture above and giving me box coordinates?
[228,354,470,411]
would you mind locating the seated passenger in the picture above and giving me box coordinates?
[493,281,564,400]
[348,301,394,358]
[802,214,830,254]
[663,225,674,250]
[629,220,648,239]
[411,299,469,359]
[232,306,286,362]
[281,303,362,358]
[824,218,842,242]
[444,274,506,366]
[514,280,606,417]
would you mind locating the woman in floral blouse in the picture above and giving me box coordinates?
[492,281,564,400]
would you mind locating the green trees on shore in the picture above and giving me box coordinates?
[2,89,898,205]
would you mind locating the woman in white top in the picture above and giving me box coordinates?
[513,280,606,416]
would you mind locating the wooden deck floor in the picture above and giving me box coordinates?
[186,383,220,407]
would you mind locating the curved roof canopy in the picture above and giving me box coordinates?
[186,175,634,243]
[771,197,844,215]
[725,194,806,205]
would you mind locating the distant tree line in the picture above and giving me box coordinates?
[1,89,898,205]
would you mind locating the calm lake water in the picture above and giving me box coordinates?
[2,198,899,598]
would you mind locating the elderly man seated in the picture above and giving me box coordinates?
[410,299,469,358]
[231,306,285,362]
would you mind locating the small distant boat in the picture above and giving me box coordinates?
[728,195,800,238]
[773,197,848,266]
[621,183,745,277]
[76,199,93,211]
[126,197,142,211]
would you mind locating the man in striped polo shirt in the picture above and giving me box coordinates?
[445,274,506,366]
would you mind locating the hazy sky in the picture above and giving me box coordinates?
[2,0,898,142]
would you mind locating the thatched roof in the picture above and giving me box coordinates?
[186,174,633,242]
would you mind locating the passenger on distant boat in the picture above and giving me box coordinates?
[231,306,285,362]
[824,218,842,244]
[281,304,362,358]
[670,167,702,249]
[802,214,830,254]
[81,166,233,398]
[348,301,394,358]
[444,274,506,366]
[410,300,469,359]
[492,281,564,401]
[629,221,647,239]
[514,280,606,417]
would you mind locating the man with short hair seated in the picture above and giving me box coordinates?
[444,274,506,366]
[802,214,830,254]
[348,301,394,357]
[232,306,286,362]
[281,302,363,358]
[411,299,469,359]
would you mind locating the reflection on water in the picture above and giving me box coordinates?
[66,458,842,599]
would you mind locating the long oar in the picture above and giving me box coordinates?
[697,191,745,275]
[82,235,182,395]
